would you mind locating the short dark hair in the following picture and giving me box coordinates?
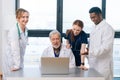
[89,7,102,14]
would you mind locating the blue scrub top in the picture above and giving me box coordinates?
[66,30,88,66]
[66,30,88,52]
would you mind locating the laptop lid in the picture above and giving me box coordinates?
[41,57,69,75]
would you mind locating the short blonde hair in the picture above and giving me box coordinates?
[16,8,29,19]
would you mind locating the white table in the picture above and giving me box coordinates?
[6,67,105,80]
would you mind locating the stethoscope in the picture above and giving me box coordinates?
[16,23,28,40]
[16,23,21,39]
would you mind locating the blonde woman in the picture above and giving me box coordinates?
[3,8,29,72]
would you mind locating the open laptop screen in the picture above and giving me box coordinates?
[41,57,69,75]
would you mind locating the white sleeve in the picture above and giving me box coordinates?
[69,49,75,68]
[94,26,114,57]
[41,47,49,57]
[8,28,20,69]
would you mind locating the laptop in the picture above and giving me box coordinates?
[41,57,69,75]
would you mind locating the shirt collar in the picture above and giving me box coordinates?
[17,23,28,36]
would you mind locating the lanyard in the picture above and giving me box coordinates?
[16,23,21,39]
[53,45,61,57]
[54,52,60,57]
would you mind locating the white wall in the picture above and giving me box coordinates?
[0,0,16,72]
[0,0,2,72]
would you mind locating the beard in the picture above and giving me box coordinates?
[53,44,61,49]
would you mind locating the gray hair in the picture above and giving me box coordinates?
[49,30,61,38]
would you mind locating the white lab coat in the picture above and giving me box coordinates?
[41,44,75,68]
[2,23,28,73]
[88,20,114,80]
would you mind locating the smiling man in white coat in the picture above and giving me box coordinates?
[88,7,114,80]
[41,30,75,68]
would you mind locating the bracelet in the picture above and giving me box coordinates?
[81,63,85,65]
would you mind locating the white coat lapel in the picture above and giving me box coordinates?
[50,46,55,57]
